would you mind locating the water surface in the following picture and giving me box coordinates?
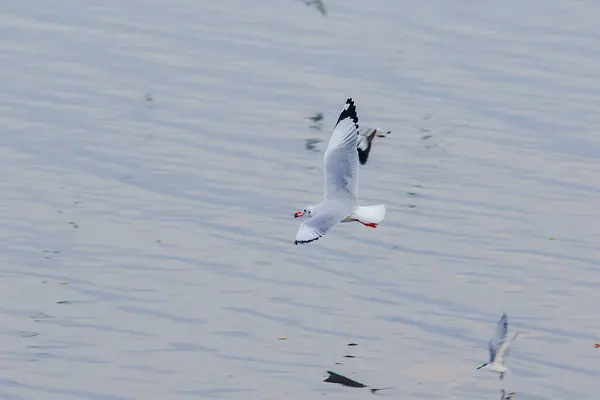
[1,1,600,399]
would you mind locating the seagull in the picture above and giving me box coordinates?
[477,313,519,380]
[357,127,391,165]
[299,0,327,16]
[294,98,387,245]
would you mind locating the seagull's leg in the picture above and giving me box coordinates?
[358,221,377,228]
[499,373,504,380]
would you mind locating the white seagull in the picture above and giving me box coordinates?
[357,127,391,165]
[477,313,519,380]
[294,98,386,245]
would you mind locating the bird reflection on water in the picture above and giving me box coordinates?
[500,389,516,400]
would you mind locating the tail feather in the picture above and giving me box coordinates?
[355,204,386,224]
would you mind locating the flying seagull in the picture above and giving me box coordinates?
[293,98,386,245]
[299,0,327,16]
[477,313,519,380]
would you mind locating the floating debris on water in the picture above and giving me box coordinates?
[309,112,324,123]
[31,312,55,322]
[279,337,288,341]
[305,138,323,152]
[19,331,40,338]
[308,112,325,131]
[347,343,358,346]
[68,221,79,229]
[343,355,356,358]
[420,127,432,140]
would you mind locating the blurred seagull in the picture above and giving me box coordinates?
[299,0,327,16]
[357,127,391,165]
[477,313,519,380]
[294,98,386,245]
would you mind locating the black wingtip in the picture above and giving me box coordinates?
[357,128,375,165]
[335,98,359,129]
[295,236,321,245]
[357,146,371,165]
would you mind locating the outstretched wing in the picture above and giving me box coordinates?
[324,98,360,201]
[495,331,519,366]
[294,206,346,245]
[489,313,508,362]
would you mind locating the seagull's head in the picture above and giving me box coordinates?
[476,362,489,370]
[294,205,315,219]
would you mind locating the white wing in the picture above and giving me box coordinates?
[489,313,508,362]
[295,203,347,245]
[495,331,518,366]
[324,98,360,201]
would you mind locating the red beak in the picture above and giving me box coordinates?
[294,211,304,218]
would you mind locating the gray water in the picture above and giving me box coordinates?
[1,0,600,399]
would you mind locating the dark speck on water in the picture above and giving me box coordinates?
[309,112,324,123]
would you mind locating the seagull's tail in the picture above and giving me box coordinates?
[355,204,386,224]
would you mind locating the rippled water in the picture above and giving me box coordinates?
[1,1,600,399]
